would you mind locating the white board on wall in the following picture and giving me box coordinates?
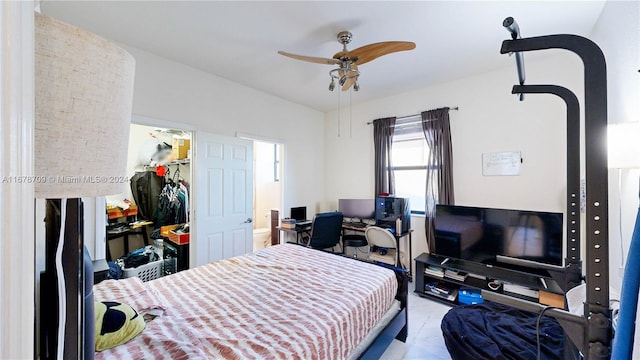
[482,151,522,176]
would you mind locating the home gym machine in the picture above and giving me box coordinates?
[481,17,613,359]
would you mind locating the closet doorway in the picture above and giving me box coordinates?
[104,118,193,271]
[251,138,284,249]
[99,121,283,270]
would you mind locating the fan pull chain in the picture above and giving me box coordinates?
[337,90,341,138]
[349,88,353,139]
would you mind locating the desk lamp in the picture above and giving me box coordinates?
[607,121,640,359]
[35,13,135,360]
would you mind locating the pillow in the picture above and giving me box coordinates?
[94,301,145,351]
[93,277,168,318]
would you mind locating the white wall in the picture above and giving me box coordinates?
[324,53,584,275]
[591,0,640,293]
[325,53,584,210]
[590,0,640,353]
[121,45,326,220]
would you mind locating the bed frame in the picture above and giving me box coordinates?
[358,262,409,359]
[304,246,409,359]
[480,18,612,360]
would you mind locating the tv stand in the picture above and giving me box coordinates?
[415,253,567,307]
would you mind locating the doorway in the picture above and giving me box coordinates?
[104,122,193,267]
[253,140,284,249]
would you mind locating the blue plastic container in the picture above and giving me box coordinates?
[458,288,484,305]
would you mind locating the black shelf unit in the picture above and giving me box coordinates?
[415,252,564,306]
[164,238,189,272]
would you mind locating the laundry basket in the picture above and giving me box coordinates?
[122,259,164,282]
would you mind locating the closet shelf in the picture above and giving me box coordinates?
[170,159,190,165]
[143,159,190,170]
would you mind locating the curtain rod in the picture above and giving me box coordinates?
[366,106,459,125]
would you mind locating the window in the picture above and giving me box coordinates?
[391,116,438,214]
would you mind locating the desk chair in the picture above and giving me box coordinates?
[301,212,344,251]
[365,226,404,267]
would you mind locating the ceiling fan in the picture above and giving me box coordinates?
[278,31,416,92]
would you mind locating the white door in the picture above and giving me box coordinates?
[193,132,253,267]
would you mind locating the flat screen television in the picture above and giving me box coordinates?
[434,204,563,270]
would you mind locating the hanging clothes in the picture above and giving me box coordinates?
[179,181,189,223]
[153,166,189,227]
[130,171,163,223]
[154,182,179,227]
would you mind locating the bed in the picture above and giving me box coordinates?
[93,244,408,359]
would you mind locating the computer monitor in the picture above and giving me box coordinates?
[338,199,375,220]
[290,206,307,221]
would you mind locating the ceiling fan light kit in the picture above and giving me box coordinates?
[278,30,415,92]
[330,64,359,91]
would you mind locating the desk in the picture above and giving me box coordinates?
[277,226,311,244]
[342,223,413,281]
[106,201,151,261]
[107,201,138,219]
[106,225,150,261]
[395,229,413,281]
[164,238,189,272]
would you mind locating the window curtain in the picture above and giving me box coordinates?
[422,107,454,253]
[373,117,397,196]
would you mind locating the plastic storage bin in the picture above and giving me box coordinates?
[122,259,164,282]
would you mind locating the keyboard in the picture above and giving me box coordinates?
[343,222,368,229]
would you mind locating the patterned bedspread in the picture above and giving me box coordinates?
[94,244,398,359]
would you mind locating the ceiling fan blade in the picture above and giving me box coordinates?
[277,51,340,65]
[348,41,416,65]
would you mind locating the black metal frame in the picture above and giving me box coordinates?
[511,84,583,291]
[510,85,584,358]
[40,198,94,360]
[490,19,612,359]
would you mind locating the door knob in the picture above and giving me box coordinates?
[244,218,253,223]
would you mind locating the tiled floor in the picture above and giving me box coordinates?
[380,292,453,360]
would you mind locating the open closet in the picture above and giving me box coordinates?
[105,124,192,275]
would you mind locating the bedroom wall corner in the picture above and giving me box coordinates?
[591,0,640,295]
[0,1,36,358]
[117,45,326,221]
[323,53,583,276]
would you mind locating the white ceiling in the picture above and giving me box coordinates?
[41,1,606,112]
